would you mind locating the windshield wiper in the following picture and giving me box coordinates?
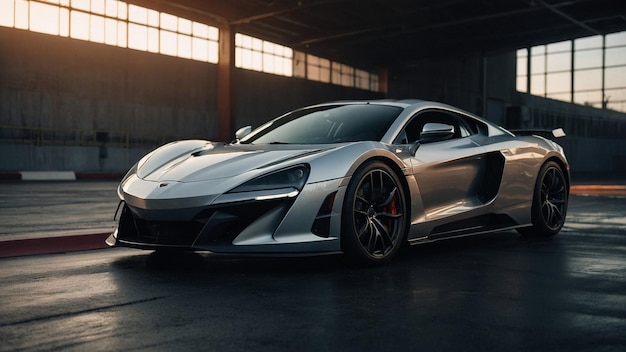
[269,141,289,144]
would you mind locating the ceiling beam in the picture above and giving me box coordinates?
[538,0,602,35]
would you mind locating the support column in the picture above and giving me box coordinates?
[217,24,233,142]
[378,67,388,96]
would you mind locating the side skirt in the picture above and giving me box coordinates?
[408,214,530,245]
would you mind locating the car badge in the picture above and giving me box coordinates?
[159,183,169,188]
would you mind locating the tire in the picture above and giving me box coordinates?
[518,161,568,237]
[342,161,408,264]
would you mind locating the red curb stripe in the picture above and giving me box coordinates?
[570,185,626,196]
[0,233,111,258]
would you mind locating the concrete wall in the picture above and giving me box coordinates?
[0,144,152,172]
[232,69,384,129]
[0,27,218,141]
[0,27,382,172]
[2,26,624,174]
[387,53,485,113]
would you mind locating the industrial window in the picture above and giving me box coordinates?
[0,0,219,64]
[235,33,293,77]
[236,34,379,92]
[516,31,626,112]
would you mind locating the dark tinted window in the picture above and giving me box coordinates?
[241,104,403,144]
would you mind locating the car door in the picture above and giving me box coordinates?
[398,109,488,221]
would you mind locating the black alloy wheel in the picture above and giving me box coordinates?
[519,161,568,237]
[342,161,407,264]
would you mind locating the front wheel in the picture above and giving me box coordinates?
[518,161,568,237]
[342,161,408,264]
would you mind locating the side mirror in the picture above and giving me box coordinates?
[419,123,455,144]
[235,126,252,141]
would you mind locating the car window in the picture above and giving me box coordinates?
[395,109,465,144]
[241,104,403,144]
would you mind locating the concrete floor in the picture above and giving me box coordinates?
[0,182,624,351]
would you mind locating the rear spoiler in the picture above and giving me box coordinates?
[510,128,566,139]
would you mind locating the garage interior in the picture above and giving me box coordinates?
[1,0,625,175]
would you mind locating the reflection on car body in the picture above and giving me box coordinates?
[107,99,569,264]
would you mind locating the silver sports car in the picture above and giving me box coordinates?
[106,100,569,264]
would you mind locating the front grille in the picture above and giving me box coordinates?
[116,199,292,248]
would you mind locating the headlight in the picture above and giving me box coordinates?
[228,165,309,193]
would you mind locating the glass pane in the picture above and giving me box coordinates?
[129,4,147,24]
[252,37,262,51]
[605,46,626,66]
[160,29,176,55]
[70,10,89,40]
[574,69,602,91]
[0,0,15,27]
[606,31,626,47]
[160,13,176,31]
[293,51,305,78]
[116,20,125,47]
[546,72,570,94]
[308,65,320,81]
[15,0,29,29]
[530,54,545,74]
[320,66,330,83]
[147,27,158,52]
[517,75,527,92]
[105,0,117,17]
[574,49,602,69]
[30,1,59,35]
[192,37,208,61]
[148,9,159,27]
[547,40,571,53]
[575,35,602,50]
[531,45,545,55]
[179,18,191,34]
[208,41,218,63]
[605,66,626,89]
[90,14,104,43]
[252,51,262,71]
[91,0,104,15]
[234,47,242,67]
[193,22,208,39]
[546,92,570,102]
[177,33,191,58]
[72,0,90,12]
[262,53,274,74]
[128,23,147,50]
[546,52,571,72]
[604,88,626,112]
[117,1,126,20]
[574,90,602,107]
[60,8,69,36]
[235,33,243,47]
[516,55,527,76]
[104,17,117,45]
[208,26,218,41]
[530,74,545,95]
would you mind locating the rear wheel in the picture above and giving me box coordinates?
[342,161,407,264]
[518,161,568,237]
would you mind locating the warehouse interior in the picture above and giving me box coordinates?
[1,0,625,175]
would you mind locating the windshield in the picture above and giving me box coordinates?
[240,104,403,144]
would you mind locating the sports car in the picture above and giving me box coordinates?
[106,99,569,264]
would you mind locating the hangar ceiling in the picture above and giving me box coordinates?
[144,0,626,69]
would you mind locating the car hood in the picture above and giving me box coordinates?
[137,141,330,182]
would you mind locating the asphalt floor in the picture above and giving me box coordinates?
[0,175,625,258]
